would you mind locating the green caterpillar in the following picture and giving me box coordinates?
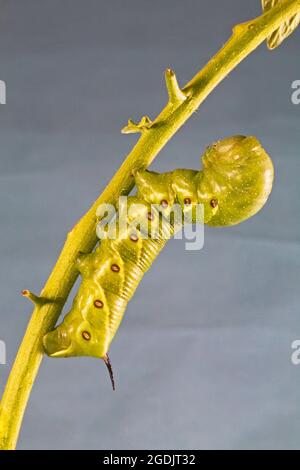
[43,136,274,389]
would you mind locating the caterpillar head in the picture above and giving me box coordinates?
[43,279,115,389]
[197,135,274,226]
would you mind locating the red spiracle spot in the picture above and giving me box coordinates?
[130,233,139,242]
[111,264,120,273]
[160,200,168,208]
[210,198,218,208]
[82,331,91,341]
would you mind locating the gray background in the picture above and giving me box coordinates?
[0,0,299,450]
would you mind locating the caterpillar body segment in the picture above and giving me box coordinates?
[44,204,174,359]
[43,136,274,387]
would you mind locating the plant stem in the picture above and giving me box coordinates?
[1,0,299,450]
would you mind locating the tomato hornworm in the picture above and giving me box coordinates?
[43,135,274,389]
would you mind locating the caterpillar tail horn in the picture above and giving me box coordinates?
[103,353,115,391]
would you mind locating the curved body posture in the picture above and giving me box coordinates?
[43,136,274,388]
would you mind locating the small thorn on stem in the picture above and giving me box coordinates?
[21,290,41,305]
[121,116,153,134]
[22,290,61,307]
[165,68,186,105]
[22,289,44,305]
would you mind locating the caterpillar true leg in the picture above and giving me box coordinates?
[43,135,274,388]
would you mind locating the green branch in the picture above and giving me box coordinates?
[1,0,299,450]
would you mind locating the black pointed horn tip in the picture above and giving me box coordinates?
[103,353,115,391]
